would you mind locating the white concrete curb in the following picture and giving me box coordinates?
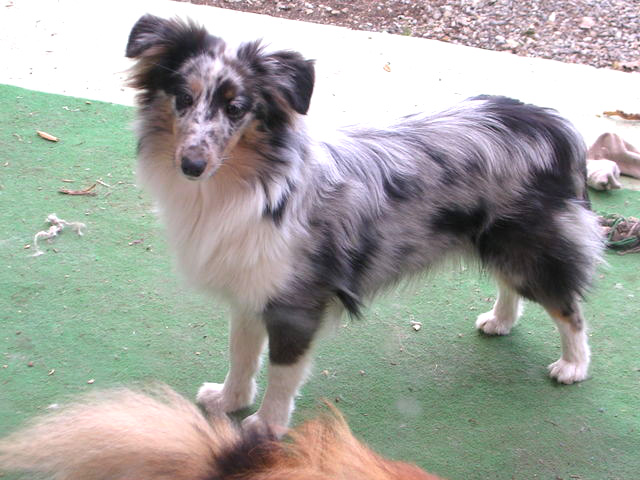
[1,0,639,145]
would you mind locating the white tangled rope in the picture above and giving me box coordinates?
[32,213,86,257]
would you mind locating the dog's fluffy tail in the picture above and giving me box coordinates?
[1,386,444,480]
[0,385,238,480]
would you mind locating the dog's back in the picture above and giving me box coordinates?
[295,95,600,317]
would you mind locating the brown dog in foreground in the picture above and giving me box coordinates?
[0,385,443,480]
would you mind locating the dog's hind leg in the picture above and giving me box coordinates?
[477,201,601,383]
[540,206,600,384]
[476,280,522,335]
[197,310,266,414]
[544,302,590,384]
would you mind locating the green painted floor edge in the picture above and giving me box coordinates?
[1,84,639,480]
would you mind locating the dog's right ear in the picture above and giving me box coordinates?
[125,14,215,61]
[125,15,221,96]
[125,14,171,58]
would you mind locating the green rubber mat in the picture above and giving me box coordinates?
[1,84,639,480]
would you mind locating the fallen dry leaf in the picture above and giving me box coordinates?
[603,110,640,121]
[87,378,95,384]
[48,368,55,376]
[59,183,97,196]
[36,130,59,142]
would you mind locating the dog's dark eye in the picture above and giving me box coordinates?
[175,92,194,110]
[226,101,247,119]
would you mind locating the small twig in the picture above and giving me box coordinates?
[59,183,97,196]
[603,110,640,121]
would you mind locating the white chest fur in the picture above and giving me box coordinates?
[144,168,296,312]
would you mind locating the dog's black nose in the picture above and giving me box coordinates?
[181,156,207,178]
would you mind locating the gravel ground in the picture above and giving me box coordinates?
[180,0,639,71]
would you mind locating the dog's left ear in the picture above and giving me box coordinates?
[265,51,315,115]
[238,42,315,116]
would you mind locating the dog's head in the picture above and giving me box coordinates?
[126,14,315,180]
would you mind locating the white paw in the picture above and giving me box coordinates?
[548,358,588,384]
[241,412,288,438]
[196,381,256,414]
[475,310,513,335]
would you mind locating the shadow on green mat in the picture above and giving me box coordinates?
[0,84,638,480]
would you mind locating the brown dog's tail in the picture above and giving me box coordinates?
[0,385,238,480]
[1,386,445,480]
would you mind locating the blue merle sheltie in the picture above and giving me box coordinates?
[125,15,603,431]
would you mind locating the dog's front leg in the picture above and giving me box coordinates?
[197,309,266,414]
[242,303,320,432]
[242,352,312,434]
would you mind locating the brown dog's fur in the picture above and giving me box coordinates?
[0,385,443,480]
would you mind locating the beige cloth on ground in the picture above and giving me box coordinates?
[586,132,640,190]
